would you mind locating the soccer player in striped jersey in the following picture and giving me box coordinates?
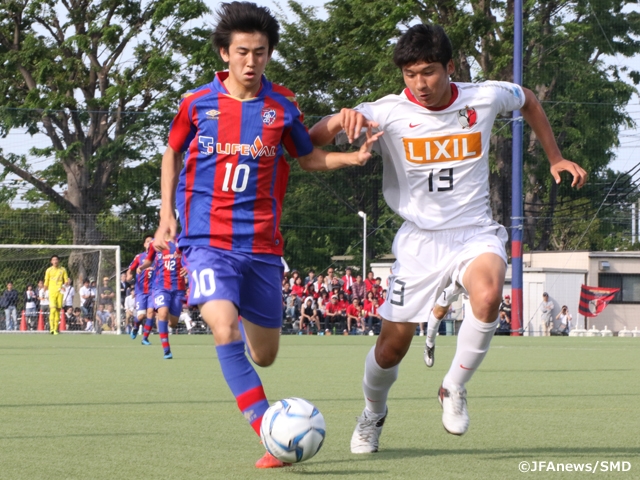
[127,235,155,342]
[310,24,587,451]
[138,240,186,359]
[153,1,381,469]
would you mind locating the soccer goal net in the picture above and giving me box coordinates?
[0,245,121,333]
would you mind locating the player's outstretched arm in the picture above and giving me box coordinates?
[154,146,182,251]
[520,88,587,188]
[309,108,379,146]
[298,126,383,172]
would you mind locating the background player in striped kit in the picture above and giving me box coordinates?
[310,24,587,452]
[153,1,381,469]
[127,235,155,342]
[139,240,186,359]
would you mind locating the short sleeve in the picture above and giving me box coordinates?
[282,100,314,158]
[168,96,196,153]
[145,249,156,264]
[488,81,526,115]
[128,255,140,272]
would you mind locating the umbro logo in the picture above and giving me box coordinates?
[206,109,220,120]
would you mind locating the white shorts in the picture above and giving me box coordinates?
[378,221,508,323]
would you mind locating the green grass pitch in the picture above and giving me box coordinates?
[1,334,639,479]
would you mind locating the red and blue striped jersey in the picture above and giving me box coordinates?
[128,252,154,295]
[168,72,314,256]
[146,242,186,292]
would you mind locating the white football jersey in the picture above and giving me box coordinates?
[338,81,525,230]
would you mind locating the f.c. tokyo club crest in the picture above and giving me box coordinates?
[262,108,276,125]
[458,106,477,129]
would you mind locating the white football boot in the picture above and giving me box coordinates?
[350,407,388,453]
[438,385,469,435]
[424,343,435,367]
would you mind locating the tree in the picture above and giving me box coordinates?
[272,0,640,256]
[0,0,215,251]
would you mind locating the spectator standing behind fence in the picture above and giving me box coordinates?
[79,279,95,325]
[124,289,136,333]
[61,278,75,310]
[24,284,38,330]
[38,279,49,319]
[351,274,366,303]
[342,268,355,297]
[499,295,512,322]
[120,273,129,307]
[540,292,554,336]
[1,282,19,331]
[99,276,115,308]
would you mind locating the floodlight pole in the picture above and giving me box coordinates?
[511,0,524,335]
[358,211,367,277]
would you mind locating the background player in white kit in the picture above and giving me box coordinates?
[309,24,587,452]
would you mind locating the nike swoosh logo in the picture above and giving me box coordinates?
[460,364,474,371]
[409,123,421,128]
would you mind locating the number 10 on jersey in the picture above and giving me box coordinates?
[222,163,250,193]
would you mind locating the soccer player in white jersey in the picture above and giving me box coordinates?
[309,24,587,452]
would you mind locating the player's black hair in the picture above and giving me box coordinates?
[143,234,153,241]
[212,2,280,55]
[50,255,59,261]
[393,24,453,69]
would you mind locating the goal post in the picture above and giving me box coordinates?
[0,244,122,334]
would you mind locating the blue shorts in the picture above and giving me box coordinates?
[181,246,284,329]
[153,289,185,317]
[135,293,152,313]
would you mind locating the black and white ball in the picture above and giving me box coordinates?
[260,397,326,463]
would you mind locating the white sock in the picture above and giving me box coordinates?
[442,312,498,389]
[425,310,442,348]
[362,346,398,414]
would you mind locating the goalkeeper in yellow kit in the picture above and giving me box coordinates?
[44,255,69,334]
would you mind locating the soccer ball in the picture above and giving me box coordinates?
[260,397,326,463]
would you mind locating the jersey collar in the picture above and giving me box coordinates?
[404,83,459,111]
[213,71,269,98]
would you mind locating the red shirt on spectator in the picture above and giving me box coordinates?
[342,274,355,294]
[337,299,349,313]
[363,299,373,312]
[346,304,361,318]
[291,284,305,298]
[364,303,378,316]
[325,302,340,314]
[365,278,376,292]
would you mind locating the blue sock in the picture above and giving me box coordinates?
[216,341,269,435]
[143,317,154,339]
[158,320,170,354]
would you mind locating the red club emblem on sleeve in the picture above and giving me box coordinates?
[458,106,477,129]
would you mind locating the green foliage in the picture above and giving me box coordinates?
[0,0,211,243]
